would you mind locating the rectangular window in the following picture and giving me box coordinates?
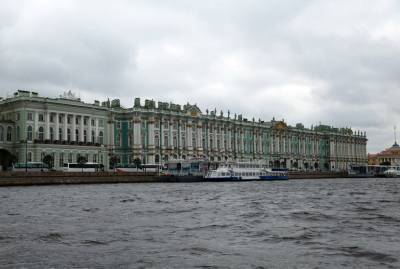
[16,113,20,121]
[38,114,44,122]
[99,119,104,127]
[50,114,54,123]
[84,118,88,125]
[91,119,95,126]
[67,116,71,124]
[27,112,33,121]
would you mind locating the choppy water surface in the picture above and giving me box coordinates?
[0,178,400,269]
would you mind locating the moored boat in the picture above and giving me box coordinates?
[383,167,400,177]
[203,162,288,181]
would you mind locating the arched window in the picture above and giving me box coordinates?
[50,127,54,141]
[27,126,33,141]
[67,129,71,142]
[0,126,4,141]
[91,131,95,143]
[6,126,12,142]
[83,130,87,143]
[99,131,104,144]
[75,129,79,141]
[59,128,63,141]
[38,127,44,141]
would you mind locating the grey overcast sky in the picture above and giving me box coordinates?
[1,0,399,153]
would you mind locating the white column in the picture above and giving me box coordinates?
[220,127,225,153]
[88,116,92,143]
[45,112,50,140]
[240,130,244,153]
[72,114,76,142]
[134,117,141,148]
[95,118,99,143]
[214,128,218,151]
[235,128,239,153]
[55,112,59,141]
[187,121,193,150]
[109,119,114,147]
[63,114,68,141]
[197,123,203,150]
[34,112,39,139]
[178,120,182,149]
[227,129,232,152]
[169,120,173,149]
[148,119,155,147]
[80,116,84,142]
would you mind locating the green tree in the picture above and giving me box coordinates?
[42,154,54,169]
[133,158,141,171]
[77,155,88,172]
[109,155,118,172]
[304,162,309,170]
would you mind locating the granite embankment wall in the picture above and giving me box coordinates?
[0,172,204,186]
[0,171,348,187]
[289,171,348,179]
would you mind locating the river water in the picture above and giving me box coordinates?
[0,178,399,269]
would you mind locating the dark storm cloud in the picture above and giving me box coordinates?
[1,0,399,152]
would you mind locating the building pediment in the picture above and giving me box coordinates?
[273,121,287,131]
[184,104,202,117]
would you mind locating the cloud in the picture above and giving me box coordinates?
[1,0,399,153]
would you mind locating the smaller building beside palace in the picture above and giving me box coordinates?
[368,141,400,166]
[0,90,368,171]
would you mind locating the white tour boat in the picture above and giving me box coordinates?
[204,162,288,181]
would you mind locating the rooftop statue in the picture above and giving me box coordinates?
[61,90,80,101]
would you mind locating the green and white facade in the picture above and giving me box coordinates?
[0,90,367,171]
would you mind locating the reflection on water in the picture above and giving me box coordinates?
[0,178,399,268]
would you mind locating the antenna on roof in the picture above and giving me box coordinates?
[394,125,398,146]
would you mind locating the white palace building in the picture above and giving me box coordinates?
[0,90,367,171]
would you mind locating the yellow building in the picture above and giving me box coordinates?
[368,142,400,166]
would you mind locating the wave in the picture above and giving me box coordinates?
[339,246,398,263]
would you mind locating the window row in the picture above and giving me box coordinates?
[25,126,104,144]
